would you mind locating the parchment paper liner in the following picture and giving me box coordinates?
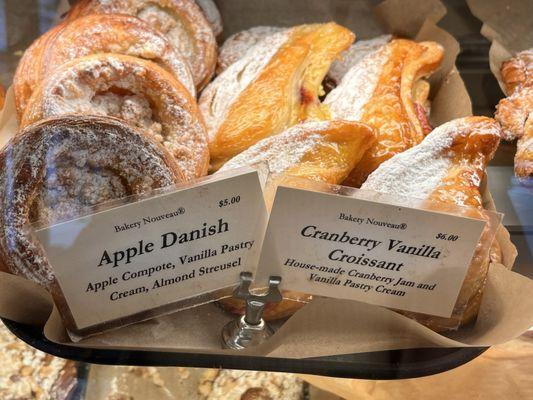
[467,0,533,96]
[0,0,530,359]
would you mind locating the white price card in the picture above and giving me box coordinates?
[257,185,490,318]
[35,168,267,331]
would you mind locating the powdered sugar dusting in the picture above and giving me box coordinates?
[25,54,208,180]
[328,34,392,84]
[324,44,390,121]
[217,26,286,73]
[0,117,182,287]
[219,121,330,174]
[362,118,501,198]
[195,0,223,37]
[199,29,291,140]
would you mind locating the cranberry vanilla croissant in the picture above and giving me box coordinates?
[199,22,355,171]
[218,120,375,320]
[362,116,502,331]
[325,38,444,187]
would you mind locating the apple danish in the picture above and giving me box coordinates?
[21,53,209,180]
[66,0,217,90]
[0,116,184,287]
[495,49,532,179]
[200,22,355,171]
[13,14,195,120]
[195,0,223,38]
[325,39,444,187]
[362,116,502,330]
[218,120,375,320]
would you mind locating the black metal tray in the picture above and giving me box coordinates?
[3,318,488,380]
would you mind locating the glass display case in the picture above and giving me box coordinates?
[0,0,531,398]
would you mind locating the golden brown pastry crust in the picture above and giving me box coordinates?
[218,120,375,320]
[200,22,355,171]
[21,53,209,180]
[0,115,184,287]
[495,49,532,179]
[0,84,4,110]
[13,23,65,119]
[13,14,195,121]
[362,116,502,331]
[325,39,444,187]
[67,0,217,90]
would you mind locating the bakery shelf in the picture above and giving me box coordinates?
[2,318,487,380]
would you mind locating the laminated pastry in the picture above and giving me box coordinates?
[362,116,502,331]
[21,53,209,180]
[217,26,285,74]
[195,0,223,38]
[200,22,355,171]
[13,14,195,119]
[325,38,444,187]
[198,369,303,400]
[218,120,375,320]
[0,116,184,287]
[327,34,392,86]
[66,0,217,90]
[495,49,532,179]
[0,324,78,400]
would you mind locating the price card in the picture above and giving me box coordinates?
[257,185,492,318]
[35,168,267,335]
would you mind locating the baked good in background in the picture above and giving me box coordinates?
[66,0,217,90]
[198,369,304,400]
[195,0,223,38]
[0,83,5,110]
[362,116,502,331]
[325,39,444,187]
[13,14,195,119]
[494,49,532,179]
[20,53,208,180]
[218,120,375,320]
[217,26,285,74]
[199,22,355,171]
[0,116,184,287]
[0,323,78,400]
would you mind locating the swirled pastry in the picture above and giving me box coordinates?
[362,116,502,330]
[217,26,285,74]
[21,53,208,180]
[13,14,195,120]
[0,116,184,287]
[67,0,217,90]
[200,22,355,171]
[195,0,223,38]
[495,49,533,179]
[325,39,444,187]
[219,120,375,320]
[13,24,65,119]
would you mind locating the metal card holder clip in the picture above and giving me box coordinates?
[222,272,282,350]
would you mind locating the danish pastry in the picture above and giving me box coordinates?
[13,23,65,118]
[0,115,184,287]
[200,22,355,171]
[21,53,209,180]
[67,0,217,90]
[325,39,444,187]
[195,0,223,38]
[362,116,502,330]
[219,120,375,320]
[13,14,195,120]
[495,49,532,179]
